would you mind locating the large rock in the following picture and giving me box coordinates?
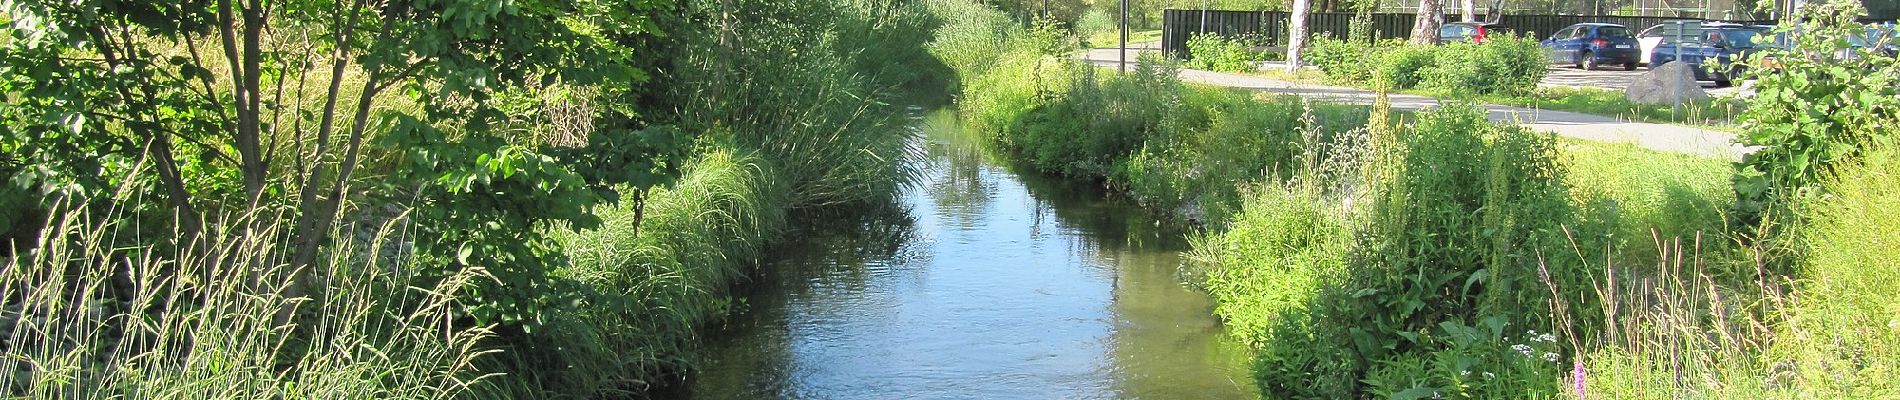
[1626,62,1710,106]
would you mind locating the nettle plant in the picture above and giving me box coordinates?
[1734,1,1900,224]
[1,0,686,329]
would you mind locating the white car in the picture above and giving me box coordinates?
[1638,25,1665,65]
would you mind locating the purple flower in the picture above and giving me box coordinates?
[1572,360,1587,399]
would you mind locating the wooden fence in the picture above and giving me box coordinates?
[1160,9,1777,57]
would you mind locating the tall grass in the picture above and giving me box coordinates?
[503,149,788,396]
[1771,147,1900,397]
[2,207,493,398]
[665,0,932,209]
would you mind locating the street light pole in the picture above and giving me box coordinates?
[1120,0,1129,73]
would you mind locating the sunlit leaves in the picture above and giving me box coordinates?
[1734,1,1900,223]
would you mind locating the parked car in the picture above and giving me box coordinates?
[1636,21,1758,66]
[1438,22,1500,44]
[1649,26,1770,87]
[1542,23,1641,70]
[1850,26,1900,58]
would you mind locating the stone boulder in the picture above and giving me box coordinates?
[1626,62,1710,106]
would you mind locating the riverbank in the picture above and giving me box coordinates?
[930,1,1899,397]
[0,0,946,397]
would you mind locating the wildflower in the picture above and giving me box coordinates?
[1572,360,1588,400]
[1512,344,1534,357]
[1482,371,1496,379]
[1542,351,1560,363]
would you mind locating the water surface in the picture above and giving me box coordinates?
[686,110,1255,399]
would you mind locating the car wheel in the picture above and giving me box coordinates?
[1624,62,1637,71]
[1714,79,1733,88]
[1581,52,1596,70]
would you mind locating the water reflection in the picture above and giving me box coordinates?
[685,109,1255,399]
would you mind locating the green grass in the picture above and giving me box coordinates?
[1773,148,1900,397]
[1465,86,1744,129]
[1565,148,1900,399]
[1559,139,1736,266]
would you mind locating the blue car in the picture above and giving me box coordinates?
[1650,26,1770,87]
[1541,23,1641,70]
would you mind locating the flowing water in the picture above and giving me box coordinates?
[684,110,1256,399]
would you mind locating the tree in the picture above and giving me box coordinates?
[1462,0,1476,21]
[1287,0,1312,71]
[1,0,686,327]
[1412,0,1444,45]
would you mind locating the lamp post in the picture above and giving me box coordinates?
[1120,0,1129,73]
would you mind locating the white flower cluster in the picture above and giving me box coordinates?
[1512,343,1535,357]
[1510,330,1563,363]
[1527,330,1557,343]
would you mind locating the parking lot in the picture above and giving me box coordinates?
[1541,64,1754,97]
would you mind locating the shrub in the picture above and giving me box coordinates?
[1204,104,1579,398]
[1191,185,1350,349]
[1187,32,1261,73]
[1419,34,1548,96]
[1733,2,1900,226]
[1305,35,1376,83]
[1374,44,1436,90]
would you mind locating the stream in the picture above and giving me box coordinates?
[683,110,1257,399]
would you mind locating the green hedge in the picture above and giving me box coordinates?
[1305,35,1546,95]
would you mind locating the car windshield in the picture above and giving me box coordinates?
[1598,26,1633,38]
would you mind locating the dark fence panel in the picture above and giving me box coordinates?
[1161,9,1780,58]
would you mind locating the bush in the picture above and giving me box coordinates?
[1375,44,1436,90]
[1191,184,1350,349]
[1200,104,1582,398]
[1419,34,1548,96]
[1307,35,1546,95]
[1187,32,1261,73]
[1304,35,1377,83]
[1733,3,1900,226]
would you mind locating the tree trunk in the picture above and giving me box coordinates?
[1287,0,1312,71]
[1461,0,1476,21]
[1412,0,1443,45]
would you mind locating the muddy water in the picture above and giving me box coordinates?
[685,110,1256,399]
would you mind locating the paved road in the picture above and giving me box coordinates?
[1541,65,1753,97]
[1082,47,1749,159]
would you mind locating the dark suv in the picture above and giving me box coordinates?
[1542,23,1641,70]
[1650,26,1770,87]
